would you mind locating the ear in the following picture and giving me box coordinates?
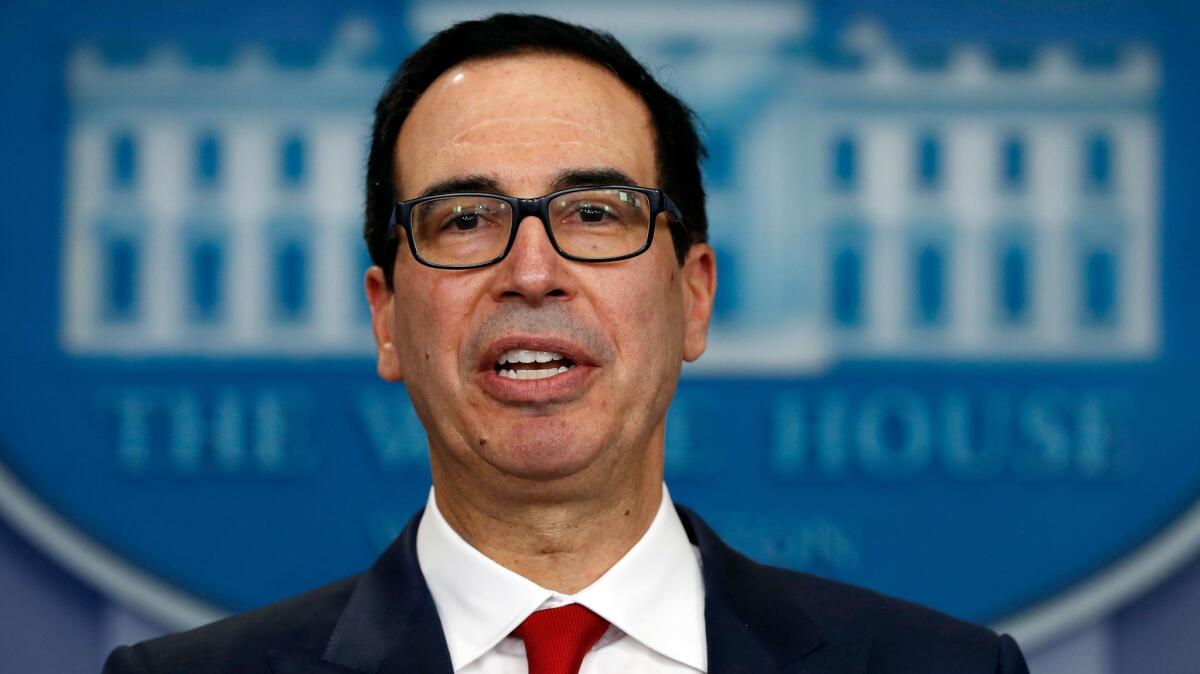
[679,243,716,362]
[365,266,404,381]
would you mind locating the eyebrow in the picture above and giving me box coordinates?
[413,167,642,200]
[416,175,503,199]
[548,168,641,192]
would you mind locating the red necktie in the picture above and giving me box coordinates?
[512,604,610,674]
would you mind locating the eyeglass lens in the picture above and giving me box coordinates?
[409,188,651,266]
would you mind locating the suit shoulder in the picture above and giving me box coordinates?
[758,563,1026,672]
[762,563,991,640]
[111,574,360,674]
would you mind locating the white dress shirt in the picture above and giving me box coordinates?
[416,484,707,673]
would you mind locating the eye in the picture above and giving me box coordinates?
[557,198,625,227]
[576,203,611,224]
[446,212,481,231]
[429,202,507,235]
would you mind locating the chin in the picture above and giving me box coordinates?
[485,421,606,483]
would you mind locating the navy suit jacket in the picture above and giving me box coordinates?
[103,505,1029,674]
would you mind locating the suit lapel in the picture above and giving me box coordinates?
[266,651,365,674]
[780,639,874,674]
[677,505,872,674]
[269,508,454,674]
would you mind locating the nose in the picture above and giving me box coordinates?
[490,215,572,304]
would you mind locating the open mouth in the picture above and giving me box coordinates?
[494,349,577,381]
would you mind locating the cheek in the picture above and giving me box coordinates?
[600,261,685,362]
[393,273,477,375]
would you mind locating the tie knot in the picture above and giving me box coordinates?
[512,604,610,674]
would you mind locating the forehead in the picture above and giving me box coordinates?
[394,53,657,198]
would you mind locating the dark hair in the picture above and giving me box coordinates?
[364,13,708,285]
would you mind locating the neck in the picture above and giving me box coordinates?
[430,456,664,594]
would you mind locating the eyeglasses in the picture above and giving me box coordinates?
[387,185,683,269]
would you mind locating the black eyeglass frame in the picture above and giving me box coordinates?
[386,185,685,270]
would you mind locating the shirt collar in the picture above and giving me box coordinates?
[416,484,707,672]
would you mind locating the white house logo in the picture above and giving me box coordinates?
[1,0,1196,653]
[60,9,1160,369]
[61,19,382,357]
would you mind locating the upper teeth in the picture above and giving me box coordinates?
[498,349,565,365]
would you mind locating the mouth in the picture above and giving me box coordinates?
[494,349,577,381]
[476,336,597,403]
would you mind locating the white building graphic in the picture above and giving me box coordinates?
[61,4,1161,370]
[62,20,384,356]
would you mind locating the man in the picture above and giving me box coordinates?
[104,14,1029,674]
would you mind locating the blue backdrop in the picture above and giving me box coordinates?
[1,0,1198,655]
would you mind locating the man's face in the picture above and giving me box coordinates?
[366,54,715,489]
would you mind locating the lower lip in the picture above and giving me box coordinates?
[477,364,596,403]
